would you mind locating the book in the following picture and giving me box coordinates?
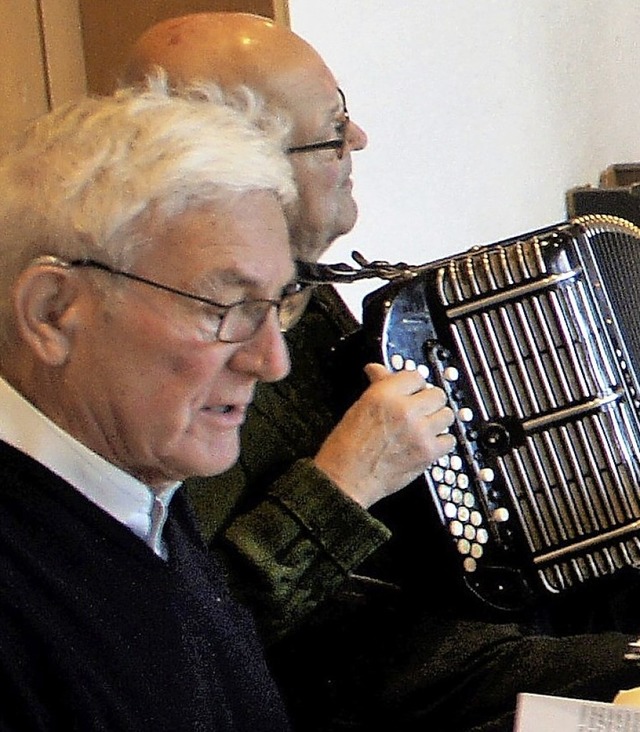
[514,692,640,731]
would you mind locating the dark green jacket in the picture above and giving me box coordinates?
[187,286,390,643]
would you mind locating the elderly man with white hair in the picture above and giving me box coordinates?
[0,78,300,731]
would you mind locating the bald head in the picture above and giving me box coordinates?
[124,12,368,261]
[124,13,329,113]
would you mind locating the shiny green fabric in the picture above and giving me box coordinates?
[187,286,390,643]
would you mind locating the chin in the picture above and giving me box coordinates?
[337,202,358,236]
[179,439,241,479]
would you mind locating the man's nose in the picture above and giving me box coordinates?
[347,119,368,152]
[230,310,291,383]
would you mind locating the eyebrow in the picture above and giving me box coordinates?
[324,89,346,121]
[196,267,297,300]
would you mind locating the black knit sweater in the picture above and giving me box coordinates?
[0,440,290,731]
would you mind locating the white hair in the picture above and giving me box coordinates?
[0,74,296,330]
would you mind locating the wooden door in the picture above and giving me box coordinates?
[0,0,85,150]
[0,0,49,151]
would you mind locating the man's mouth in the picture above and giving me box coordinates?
[204,403,248,416]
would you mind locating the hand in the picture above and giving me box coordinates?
[314,363,455,508]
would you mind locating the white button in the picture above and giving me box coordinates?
[458,407,473,422]
[443,366,459,381]
[390,353,404,371]
[493,507,510,523]
[470,511,483,527]
[464,524,476,540]
[463,492,475,508]
[463,557,477,573]
[449,520,463,536]
[431,466,445,482]
[438,485,452,501]
[476,528,489,544]
[456,474,470,490]
[470,543,484,559]
[417,364,430,379]
[450,455,463,471]
[479,467,495,483]
[404,359,417,371]
[444,469,456,485]
[457,539,471,555]
[457,506,470,522]
[444,502,457,518]
[451,488,463,504]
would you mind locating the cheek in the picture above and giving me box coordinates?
[317,164,343,195]
[104,326,223,404]
[297,160,342,206]
[158,346,226,393]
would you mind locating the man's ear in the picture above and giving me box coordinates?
[11,263,83,367]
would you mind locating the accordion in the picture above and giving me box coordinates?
[304,214,640,609]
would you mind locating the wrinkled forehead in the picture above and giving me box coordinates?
[269,63,343,133]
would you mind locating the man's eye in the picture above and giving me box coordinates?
[199,302,226,323]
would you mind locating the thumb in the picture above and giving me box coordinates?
[364,362,391,384]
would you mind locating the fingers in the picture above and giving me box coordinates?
[363,363,457,456]
[427,402,455,435]
[364,362,391,384]
[364,362,434,397]
[425,415,457,463]
[315,362,459,507]
[363,363,448,415]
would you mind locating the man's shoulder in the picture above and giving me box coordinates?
[311,285,360,332]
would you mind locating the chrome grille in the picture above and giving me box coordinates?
[438,220,640,592]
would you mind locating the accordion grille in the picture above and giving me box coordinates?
[438,227,640,591]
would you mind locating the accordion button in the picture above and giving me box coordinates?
[444,469,457,485]
[451,488,463,504]
[438,485,451,501]
[431,466,445,482]
[479,467,495,483]
[470,511,483,527]
[464,524,476,540]
[444,502,457,519]
[459,407,473,422]
[476,529,489,544]
[463,557,477,573]
[457,507,470,522]
[493,507,510,523]
[457,539,471,555]
[390,353,404,370]
[405,359,417,371]
[444,366,459,382]
[417,364,430,379]
[450,455,463,471]
[463,491,475,508]
[450,520,464,537]
[470,543,484,559]
[457,474,470,490]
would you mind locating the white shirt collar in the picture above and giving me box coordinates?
[0,376,180,558]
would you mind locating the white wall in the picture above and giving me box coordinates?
[290,1,640,316]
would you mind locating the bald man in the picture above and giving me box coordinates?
[124,14,640,732]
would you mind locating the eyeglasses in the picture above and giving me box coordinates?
[39,256,312,344]
[287,89,350,160]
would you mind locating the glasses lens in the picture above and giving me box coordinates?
[218,301,271,343]
[217,288,313,343]
[278,287,313,332]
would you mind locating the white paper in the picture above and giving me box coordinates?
[514,692,640,732]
